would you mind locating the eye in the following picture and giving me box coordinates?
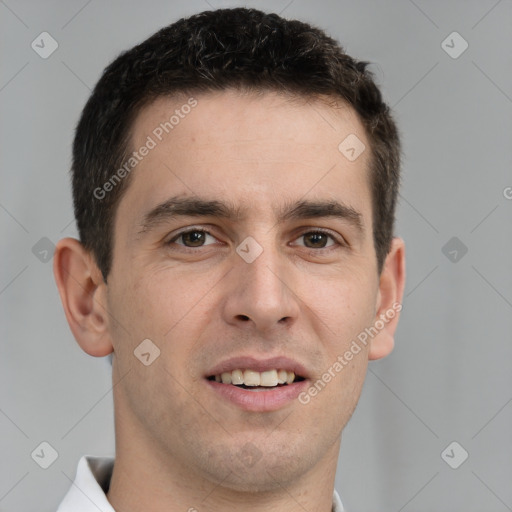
[293,230,339,249]
[168,228,218,248]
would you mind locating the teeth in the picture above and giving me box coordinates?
[260,370,278,387]
[212,369,298,387]
[244,370,260,386]
[231,369,244,385]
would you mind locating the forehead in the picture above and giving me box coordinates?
[133,90,368,159]
[117,89,373,234]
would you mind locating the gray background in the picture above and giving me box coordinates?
[1,0,511,510]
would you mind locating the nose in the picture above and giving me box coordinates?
[221,239,300,334]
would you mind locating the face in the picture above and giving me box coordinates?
[106,90,381,491]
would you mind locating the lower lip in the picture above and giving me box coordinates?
[206,379,309,412]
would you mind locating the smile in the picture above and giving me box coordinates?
[207,368,305,390]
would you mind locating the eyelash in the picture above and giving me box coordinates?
[166,226,345,253]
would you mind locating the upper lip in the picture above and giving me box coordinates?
[206,356,310,379]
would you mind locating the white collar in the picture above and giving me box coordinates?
[57,455,344,511]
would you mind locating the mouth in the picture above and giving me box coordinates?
[207,369,306,391]
[205,356,309,411]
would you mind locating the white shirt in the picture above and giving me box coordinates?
[57,455,345,511]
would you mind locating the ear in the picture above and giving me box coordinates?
[53,237,114,357]
[368,237,406,360]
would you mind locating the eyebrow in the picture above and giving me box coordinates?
[138,195,364,235]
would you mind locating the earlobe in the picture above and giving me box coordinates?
[368,237,406,361]
[53,237,114,357]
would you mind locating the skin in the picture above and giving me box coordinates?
[54,90,405,512]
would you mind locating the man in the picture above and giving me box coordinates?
[53,7,405,511]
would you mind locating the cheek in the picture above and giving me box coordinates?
[110,267,199,338]
[298,269,376,411]
[107,271,206,426]
[305,269,377,345]
[109,267,221,388]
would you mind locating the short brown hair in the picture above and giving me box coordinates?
[71,7,401,280]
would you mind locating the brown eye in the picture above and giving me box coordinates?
[170,229,217,247]
[296,231,337,249]
[303,232,331,248]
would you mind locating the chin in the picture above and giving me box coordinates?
[215,463,301,494]
[200,441,310,493]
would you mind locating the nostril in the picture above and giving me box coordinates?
[238,315,250,321]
